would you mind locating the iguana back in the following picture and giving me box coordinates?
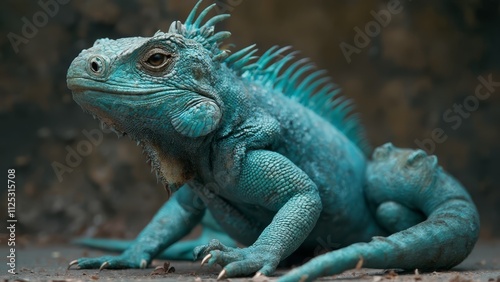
[172,1,370,155]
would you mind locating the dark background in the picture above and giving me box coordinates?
[0,0,499,246]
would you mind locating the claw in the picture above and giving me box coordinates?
[67,260,79,270]
[99,261,109,271]
[201,254,212,266]
[217,268,227,280]
[253,271,263,278]
[140,259,147,269]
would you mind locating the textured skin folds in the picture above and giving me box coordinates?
[279,144,479,281]
[67,0,479,280]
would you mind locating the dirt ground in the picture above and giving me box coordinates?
[1,240,499,281]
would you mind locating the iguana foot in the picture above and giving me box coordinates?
[194,239,280,278]
[68,254,150,270]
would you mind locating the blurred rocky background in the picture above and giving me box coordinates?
[0,0,499,246]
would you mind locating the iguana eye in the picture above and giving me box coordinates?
[147,53,167,66]
[88,56,106,75]
[141,48,172,73]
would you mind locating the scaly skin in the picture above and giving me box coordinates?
[279,144,479,281]
[66,0,479,280]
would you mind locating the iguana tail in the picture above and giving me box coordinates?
[279,144,480,282]
[74,237,201,261]
[73,237,132,254]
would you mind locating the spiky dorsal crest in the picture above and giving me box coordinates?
[171,0,370,154]
[224,45,371,154]
[169,0,231,60]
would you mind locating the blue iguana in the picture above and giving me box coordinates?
[66,1,479,280]
[280,143,479,281]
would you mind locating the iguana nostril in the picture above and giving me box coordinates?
[91,61,99,72]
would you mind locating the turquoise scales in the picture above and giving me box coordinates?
[66,0,479,281]
[170,0,370,153]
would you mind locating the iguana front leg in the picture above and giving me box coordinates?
[69,185,205,269]
[73,211,238,261]
[194,150,322,278]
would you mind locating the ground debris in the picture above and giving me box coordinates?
[383,269,398,279]
[414,269,422,280]
[150,262,175,275]
[356,256,364,270]
[449,274,472,282]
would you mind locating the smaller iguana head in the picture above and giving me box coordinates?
[367,143,440,191]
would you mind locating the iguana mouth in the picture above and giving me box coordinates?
[67,77,170,95]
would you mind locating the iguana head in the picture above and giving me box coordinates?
[66,1,232,192]
[67,32,223,140]
[367,143,440,190]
